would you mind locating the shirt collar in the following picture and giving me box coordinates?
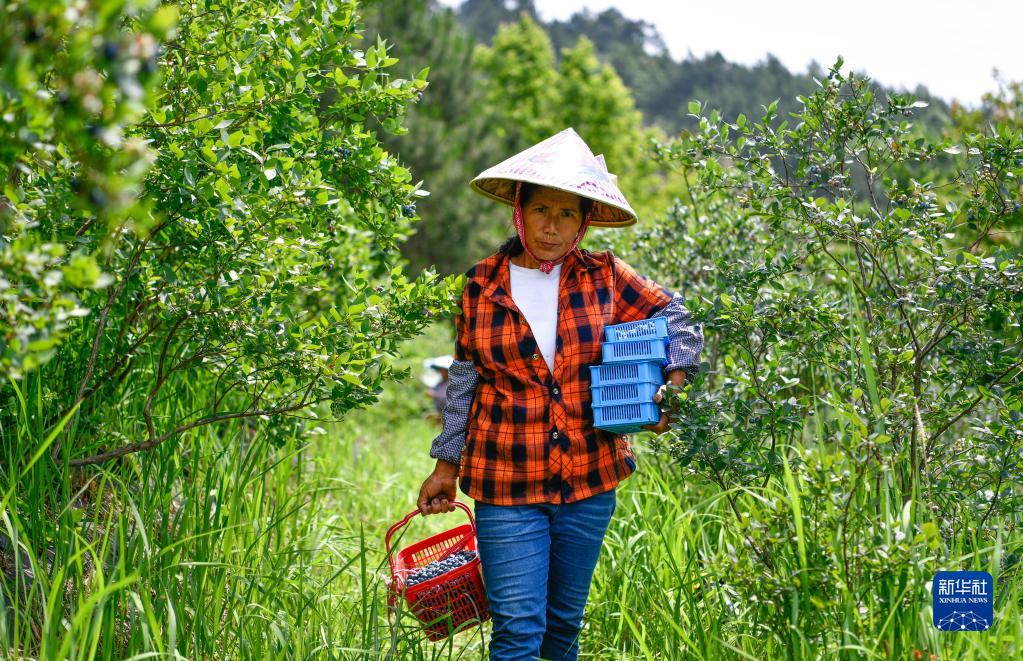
[479,247,602,310]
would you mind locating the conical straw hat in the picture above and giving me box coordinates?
[469,128,637,227]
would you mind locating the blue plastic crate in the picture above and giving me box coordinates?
[589,360,664,386]
[593,401,661,434]
[592,381,662,406]
[605,317,669,343]
[601,339,668,364]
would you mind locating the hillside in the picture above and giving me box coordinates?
[455,0,953,133]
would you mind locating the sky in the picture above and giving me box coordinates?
[437,0,1022,108]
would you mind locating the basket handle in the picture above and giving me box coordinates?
[385,500,476,577]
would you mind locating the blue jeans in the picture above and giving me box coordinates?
[473,488,617,661]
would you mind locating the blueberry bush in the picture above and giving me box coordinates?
[618,59,1022,651]
[1,0,461,655]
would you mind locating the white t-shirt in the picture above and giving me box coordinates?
[508,261,561,373]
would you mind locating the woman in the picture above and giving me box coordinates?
[416,128,703,660]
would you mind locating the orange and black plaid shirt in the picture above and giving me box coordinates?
[431,246,700,505]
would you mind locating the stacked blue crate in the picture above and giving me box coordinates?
[590,317,668,433]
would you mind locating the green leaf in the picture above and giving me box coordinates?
[64,255,100,288]
[149,5,179,36]
[214,177,231,201]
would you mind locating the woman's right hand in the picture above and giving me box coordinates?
[417,459,460,515]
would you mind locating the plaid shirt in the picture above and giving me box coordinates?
[430,247,703,505]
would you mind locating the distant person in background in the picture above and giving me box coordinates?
[421,355,454,421]
[415,128,704,660]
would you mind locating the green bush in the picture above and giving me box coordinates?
[622,59,1022,650]
[1,0,461,655]
[2,0,462,467]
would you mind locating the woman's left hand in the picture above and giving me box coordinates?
[641,384,671,435]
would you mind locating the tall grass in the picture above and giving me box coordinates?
[2,316,1020,659]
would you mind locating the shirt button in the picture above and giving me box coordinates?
[552,430,559,439]
[552,387,560,396]
[531,352,540,360]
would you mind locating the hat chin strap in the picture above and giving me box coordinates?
[513,181,592,274]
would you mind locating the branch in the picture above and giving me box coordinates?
[850,236,921,355]
[67,395,329,466]
[926,359,1023,455]
[143,312,191,442]
[52,237,152,459]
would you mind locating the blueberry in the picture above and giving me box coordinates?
[88,187,108,206]
[340,147,352,159]
[402,203,416,217]
[102,40,119,62]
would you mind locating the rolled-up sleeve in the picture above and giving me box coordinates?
[429,283,477,465]
[429,360,478,465]
[651,294,704,380]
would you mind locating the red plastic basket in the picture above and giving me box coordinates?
[385,501,490,641]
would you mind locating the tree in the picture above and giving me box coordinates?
[622,60,1022,639]
[456,4,953,136]
[474,15,561,155]
[1,0,462,467]
[473,17,681,232]
[556,37,643,174]
[556,36,679,225]
[362,0,508,276]
[1,0,177,381]
[457,0,539,43]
